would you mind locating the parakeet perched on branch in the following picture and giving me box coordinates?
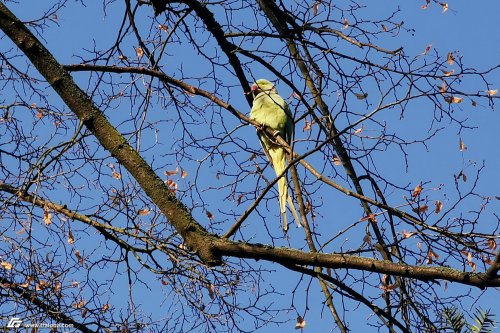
[250,79,301,231]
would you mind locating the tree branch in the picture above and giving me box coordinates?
[213,240,500,288]
[2,3,499,297]
[0,2,220,266]
[0,276,97,333]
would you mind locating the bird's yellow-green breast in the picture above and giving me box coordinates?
[250,79,289,137]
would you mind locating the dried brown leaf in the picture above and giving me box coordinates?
[164,167,179,176]
[353,125,364,135]
[43,205,52,225]
[413,204,429,213]
[434,200,443,214]
[36,281,50,291]
[166,179,178,193]
[444,96,463,104]
[135,47,144,58]
[459,138,467,151]
[483,256,494,265]
[412,184,422,198]
[75,250,84,264]
[342,18,349,29]
[470,261,477,272]
[467,251,473,265]
[486,239,497,251]
[440,2,449,13]
[295,316,306,329]
[354,92,368,100]
[447,52,454,65]
[363,233,372,245]
[303,120,312,131]
[138,208,151,216]
[402,230,416,239]
[68,230,75,244]
[72,300,86,309]
[442,69,455,77]
[1,261,13,270]
[312,2,319,16]
[101,304,110,313]
[456,170,467,182]
[379,283,398,292]
[439,81,447,94]
[207,283,215,300]
[427,249,440,263]
[422,44,432,55]
[54,281,61,294]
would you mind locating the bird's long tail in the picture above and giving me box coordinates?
[269,147,302,231]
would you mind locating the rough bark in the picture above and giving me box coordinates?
[1,2,499,292]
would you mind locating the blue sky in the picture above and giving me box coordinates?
[1,1,499,332]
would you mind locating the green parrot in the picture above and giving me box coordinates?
[250,79,301,231]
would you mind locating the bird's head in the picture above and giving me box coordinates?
[251,79,276,98]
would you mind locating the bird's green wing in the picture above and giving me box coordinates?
[250,80,294,159]
[256,131,273,163]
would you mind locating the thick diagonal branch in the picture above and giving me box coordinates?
[2,3,499,293]
[0,3,220,266]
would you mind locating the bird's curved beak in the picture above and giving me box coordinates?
[245,84,259,96]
